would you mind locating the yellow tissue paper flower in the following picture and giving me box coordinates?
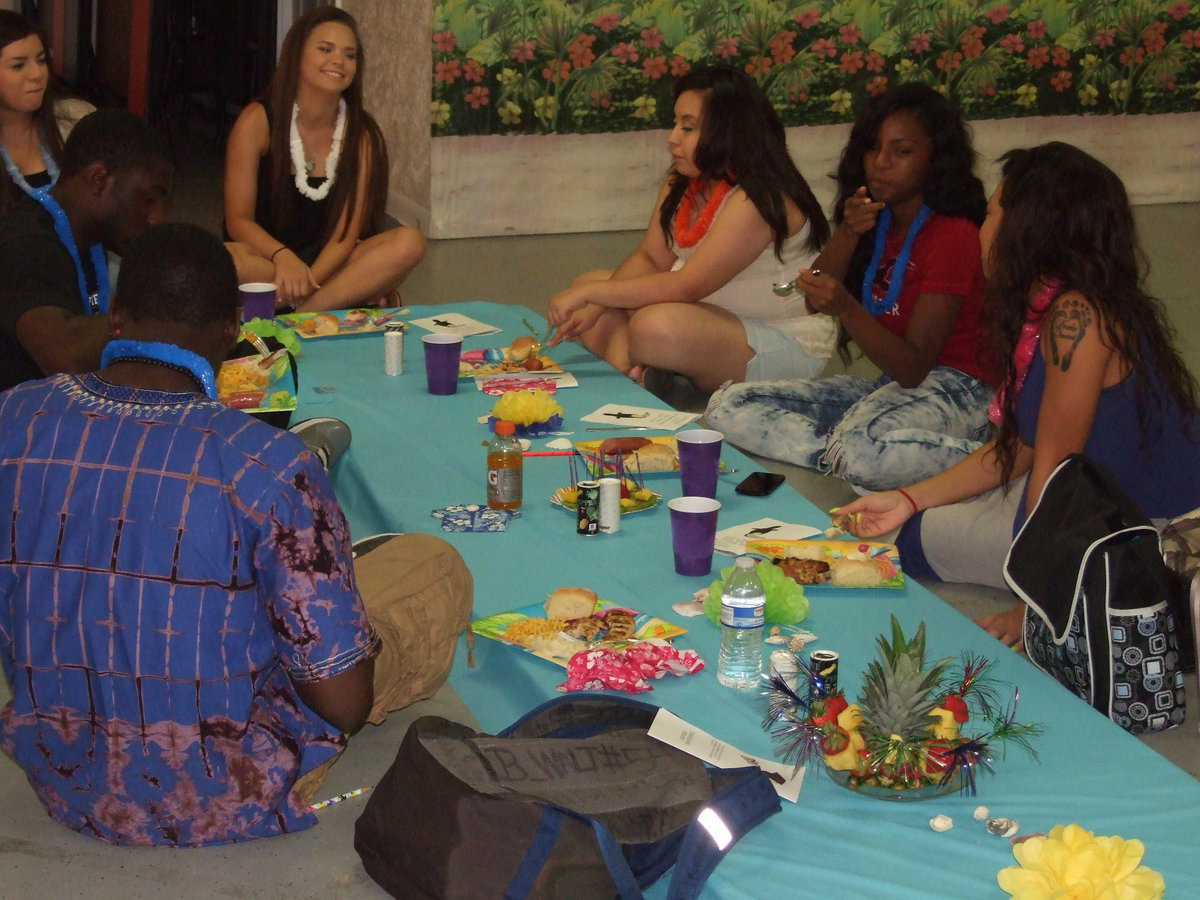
[998,823,1165,899]
[490,389,563,427]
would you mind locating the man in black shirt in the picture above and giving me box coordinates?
[0,109,172,392]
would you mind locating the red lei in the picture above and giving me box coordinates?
[674,179,734,249]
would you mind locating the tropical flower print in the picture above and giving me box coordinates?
[431,0,1200,136]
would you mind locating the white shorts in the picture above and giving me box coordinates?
[740,316,827,382]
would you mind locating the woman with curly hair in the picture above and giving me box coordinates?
[706,83,993,491]
[0,10,93,215]
[224,6,424,311]
[834,142,1200,646]
[546,65,831,392]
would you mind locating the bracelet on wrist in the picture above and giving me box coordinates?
[896,487,919,515]
[270,246,288,262]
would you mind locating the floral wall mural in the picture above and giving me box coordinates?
[430,0,1200,136]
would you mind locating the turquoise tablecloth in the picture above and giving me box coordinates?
[299,301,1200,899]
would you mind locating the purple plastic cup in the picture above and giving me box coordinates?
[668,496,722,576]
[239,282,276,322]
[422,333,463,395]
[676,429,724,499]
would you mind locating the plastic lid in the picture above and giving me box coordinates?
[735,556,755,569]
[495,420,516,435]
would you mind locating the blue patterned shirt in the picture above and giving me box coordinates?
[0,374,379,846]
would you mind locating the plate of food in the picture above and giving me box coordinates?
[459,336,562,378]
[745,539,904,589]
[574,436,731,478]
[217,352,296,418]
[276,307,405,338]
[470,587,687,666]
[550,483,661,515]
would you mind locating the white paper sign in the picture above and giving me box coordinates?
[647,709,805,803]
[715,519,823,556]
[581,404,699,430]
[410,313,502,336]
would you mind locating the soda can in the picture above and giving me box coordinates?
[809,650,839,697]
[597,477,621,534]
[576,481,600,535]
[384,323,404,375]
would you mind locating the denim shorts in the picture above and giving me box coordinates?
[740,317,827,382]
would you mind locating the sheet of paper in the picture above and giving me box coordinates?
[715,519,823,556]
[409,313,502,336]
[581,404,699,430]
[648,709,805,803]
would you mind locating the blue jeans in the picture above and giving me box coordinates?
[705,368,994,491]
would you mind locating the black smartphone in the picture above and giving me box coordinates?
[735,471,785,496]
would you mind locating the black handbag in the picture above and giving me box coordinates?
[1004,455,1189,734]
[354,694,781,899]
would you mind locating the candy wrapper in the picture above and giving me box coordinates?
[488,388,564,437]
[557,640,705,694]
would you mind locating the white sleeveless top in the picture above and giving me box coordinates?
[670,187,837,360]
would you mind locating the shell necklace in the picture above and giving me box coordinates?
[289,99,346,202]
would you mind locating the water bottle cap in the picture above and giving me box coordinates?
[735,556,755,569]
[495,420,516,435]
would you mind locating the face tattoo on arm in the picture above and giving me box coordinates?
[1048,296,1092,372]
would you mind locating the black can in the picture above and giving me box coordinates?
[810,650,839,697]
[576,481,600,535]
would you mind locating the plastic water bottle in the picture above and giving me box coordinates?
[717,556,765,690]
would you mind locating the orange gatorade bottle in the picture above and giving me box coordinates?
[486,419,523,510]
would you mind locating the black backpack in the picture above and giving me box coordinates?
[1004,455,1191,734]
[354,694,781,899]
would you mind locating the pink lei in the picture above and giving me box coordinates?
[987,280,1063,425]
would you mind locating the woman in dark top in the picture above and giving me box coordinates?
[0,11,92,214]
[224,7,424,311]
[834,142,1200,648]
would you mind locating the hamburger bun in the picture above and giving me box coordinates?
[631,442,677,472]
[545,586,598,620]
[299,312,340,336]
[509,335,540,362]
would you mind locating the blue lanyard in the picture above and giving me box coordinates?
[861,204,932,316]
[0,138,59,197]
[101,340,218,400]
[31,190,110,315]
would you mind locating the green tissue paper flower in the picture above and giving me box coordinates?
[705,560,808,625]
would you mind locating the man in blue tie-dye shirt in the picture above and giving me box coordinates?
[0,224,384,846]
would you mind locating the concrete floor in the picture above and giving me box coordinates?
[1,134,1196,897]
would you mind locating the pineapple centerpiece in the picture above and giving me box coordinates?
[765,616,1040,799]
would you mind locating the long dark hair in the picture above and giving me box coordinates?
[260,6,386,245]
[658,66,828,258]
[0,11,63,215]
[984,142,1198,486]
[834,83,986,292]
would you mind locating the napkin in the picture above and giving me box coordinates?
[431,504,521,532]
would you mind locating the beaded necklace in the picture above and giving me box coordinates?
[31,190,109,314]
[674,179,733,248]
[289,99,346,202]
[860,204,933,316]
[0,137,59,197]
[100,340,218,400]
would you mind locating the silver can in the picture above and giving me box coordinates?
[384,323,405,375]
[598,477,621,534]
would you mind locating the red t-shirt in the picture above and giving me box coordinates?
[863,213,993,384]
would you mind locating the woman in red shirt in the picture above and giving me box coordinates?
[706,84,992,491]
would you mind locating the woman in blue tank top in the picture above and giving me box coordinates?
[832,142,1200,648]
